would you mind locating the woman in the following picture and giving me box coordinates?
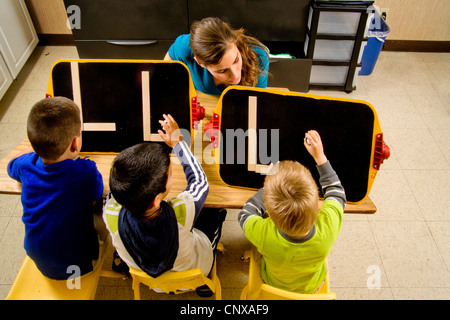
[164,17,269,96]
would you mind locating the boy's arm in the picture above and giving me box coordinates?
[317,162,346,209]
[304,130,346,209]
[7,157,22,182]
[91,164,104,201]
[173,140,209,215]
[7,149,34,182]
[238,189,266,231]
[158,114,208,216]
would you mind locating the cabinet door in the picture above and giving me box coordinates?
[0,56,13,100]
[0,0,38,78]
[188,0,310,42]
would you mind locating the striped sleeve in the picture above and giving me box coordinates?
[238,189,266,231]
[317,161,347,209]
[173,141,209,217]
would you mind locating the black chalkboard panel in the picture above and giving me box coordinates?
[50,61,191,153]
[217,88,377,203]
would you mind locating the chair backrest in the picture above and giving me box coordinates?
[241,247,336,300]
[6,240,111,300]
[129,266,216,295]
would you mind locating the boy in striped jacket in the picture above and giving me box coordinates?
[103,114,225,286]
[238,130,346,294]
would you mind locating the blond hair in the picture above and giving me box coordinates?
[263,161,319,237]
[190,17,268,87]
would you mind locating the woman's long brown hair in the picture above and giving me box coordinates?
[190,17,268,87]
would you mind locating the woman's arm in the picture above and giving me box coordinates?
[163,51,172,61]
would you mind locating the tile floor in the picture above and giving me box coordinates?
[0,46,449,300]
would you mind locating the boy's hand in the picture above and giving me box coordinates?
[304,130,328,166]
[158,114,183,148]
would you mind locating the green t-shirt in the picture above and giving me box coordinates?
[244,198,343,294]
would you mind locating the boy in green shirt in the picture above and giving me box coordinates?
[238,130,346,294]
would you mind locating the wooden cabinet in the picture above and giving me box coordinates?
[0,57,14,101]
[64,0,188,59]
[65,0,312,92]
[0,0,38,99]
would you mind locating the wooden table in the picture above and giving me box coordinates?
[0,90,376,213]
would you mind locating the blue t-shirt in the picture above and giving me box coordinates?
[168,34,269,96]
[7,152,103,280]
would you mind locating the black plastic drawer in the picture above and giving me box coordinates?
[75,40,174,59]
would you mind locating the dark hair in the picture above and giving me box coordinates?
[109,143,170,215]
[27,97,81,160]
[190,17,268,87]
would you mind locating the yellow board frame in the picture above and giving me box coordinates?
[45,59,199,152]
[211,85,384,204]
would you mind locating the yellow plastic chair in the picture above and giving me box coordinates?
[240,247,336,300]
[129,255,222,300]
[5,238,123,300]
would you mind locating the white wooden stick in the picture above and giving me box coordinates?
[83,123,116,131]
[142,71,151,141]
[248,96,257,172]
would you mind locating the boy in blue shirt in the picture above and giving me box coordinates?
[7,97,104,280]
